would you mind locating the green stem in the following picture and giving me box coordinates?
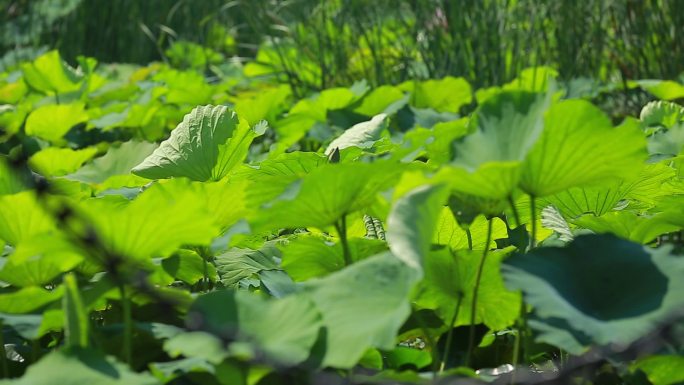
[511,194,538,382]
[560,349,569,368]
[0,322,7,378]
[511,324,521,383]
[529,195,537,249]
[335,215,352,266]
[511,301,528,377]
[521,303,529,364]
[466,228,473,250]
[118,283,132,366]
[31,339,39,363]
[412,306,440,380]
[202,257,209,292]
[507,195,521,229]
[440,292,464,372]
[465,219,493,367]
[196,247,212,292]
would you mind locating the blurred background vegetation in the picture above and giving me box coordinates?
[2,0,683,96]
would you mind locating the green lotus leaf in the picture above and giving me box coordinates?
[235,151,328,210]
[258,269,297,298]
[289,86,362,122]
[383,131,419,162]
[0,103,30,139]
[415,247,521,330]
[476,68,558,105]
[47,178,93,199]
[163,331,228,364]
[149,357,215,383]
[409,107,460,130]
[213,243,280,288]
[540,206,573,242]
[353,85,406,116]
[391,120,469,165]
[251,161,402,231]
[0,77,28,104]
[574,211,681,244]
[0,233,82,287]
[502,234,684,353]
[386,184,450,274]
[132,105,264,181]
[520,100,646,197]
[433,207,508,250]
[162,249,217,285]
[66,141,157,186]
[117,102,162,134]
[250,151,328,178]
[425,119,471,165]
[543,185,625,219]
[652,195,684,228]
[0,286,64,314]
[388,166,440,200]
[447,193,516,227]
[279,234,387,281]
[444,162,521,201]
[29,147,98,176]
[0,348,159,385]
[523,315,590,356]
[234,85,290,127]
[153,69,213,106]
[77,179,220,261]
[410,77,472,113]
[648,123,684,157]
[270,114,317,155]
[25,102,88,143]
[622,163,679,206]
[0,157,29,195]
[324,113,388,155]
[21,50,83,95]
[199,178,250,230]
[384,346,432,370]
[87,101,129,130]
[453,91,549,168]
[503,67,558,93]
[0,313,44,340]
[637,79,684,100]
[188,290,322,366]
[544,162,676,218]
[640,100,684,128]
[450,91,549,199]
[0,191,55,245]
[632,355,684,385]
[301,252,417,368]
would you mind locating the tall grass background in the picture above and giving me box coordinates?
[2,0,682,94]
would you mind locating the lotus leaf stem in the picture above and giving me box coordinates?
[465,218,493,367]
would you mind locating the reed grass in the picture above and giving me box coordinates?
[2,0,681,94]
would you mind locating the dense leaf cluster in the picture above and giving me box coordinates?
[0,51,683,384]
